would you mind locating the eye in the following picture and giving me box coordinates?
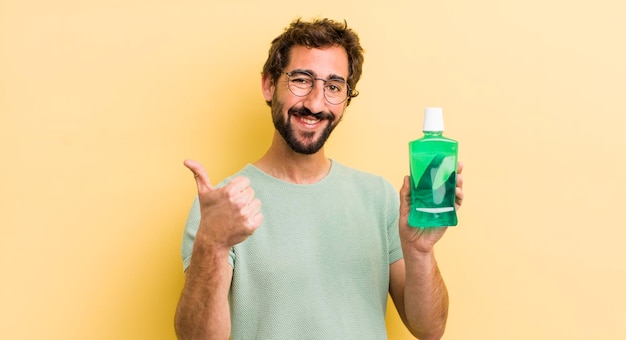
[326,81,344,93]
[289,73,313,87]
[292,77,309,84]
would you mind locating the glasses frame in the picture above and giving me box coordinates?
[283,71,352,105]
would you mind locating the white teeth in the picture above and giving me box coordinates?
[301,117,320,124]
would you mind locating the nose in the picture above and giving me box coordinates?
[302,80,327,113]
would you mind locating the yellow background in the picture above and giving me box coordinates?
[2,0,625,339]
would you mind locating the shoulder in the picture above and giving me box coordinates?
[330,160,397,195]
[216,164,261,187]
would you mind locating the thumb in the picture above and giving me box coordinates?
[183,159,213,193]
[399,175,412,216]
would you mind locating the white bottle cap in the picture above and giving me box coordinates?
[423,107,444,132]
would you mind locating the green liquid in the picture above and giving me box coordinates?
[408,132,458,227]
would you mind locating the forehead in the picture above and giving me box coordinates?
[286,45,349,79]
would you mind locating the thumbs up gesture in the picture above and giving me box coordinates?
[184,160,263,250]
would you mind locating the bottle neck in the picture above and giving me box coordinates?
[423,131,443,137]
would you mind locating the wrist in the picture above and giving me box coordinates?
[195,221,233,254]
[401,243,436,262]
[194,238,231,258]
[191,232,231,264]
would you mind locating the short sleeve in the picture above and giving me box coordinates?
[181,196,200,272]
[385,180,403,264]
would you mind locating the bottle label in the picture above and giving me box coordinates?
[409,152,457,227]
[415,207,455,213]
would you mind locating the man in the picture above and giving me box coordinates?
[175,18,464,340]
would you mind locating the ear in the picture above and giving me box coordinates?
[261,74,275,103]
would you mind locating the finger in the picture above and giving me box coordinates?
[248,211,264,230]
[242,197,263,219]
[455,163,463,209]
[455,186,464,210]
[457,161,464,175]
[399,176,411,214]
[400,176,411,201]
[183,159,213,192]
[231,186,256,207]
[242,186,257,205]
[225,176,252,195]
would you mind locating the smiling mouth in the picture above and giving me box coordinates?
[288,107,334,128]
[298,115,321,125]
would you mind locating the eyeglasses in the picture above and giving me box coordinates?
[283,71,352,105]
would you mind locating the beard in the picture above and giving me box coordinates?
[271,98,342,155]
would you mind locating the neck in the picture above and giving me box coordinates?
[254,132,332,184]
[424,131,443,137]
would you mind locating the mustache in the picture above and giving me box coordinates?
[288,107,334,121]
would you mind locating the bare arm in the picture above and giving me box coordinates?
[174,160,263,339]
[389,163,463,339]
[389,251,448,340]
[175,243,233,339]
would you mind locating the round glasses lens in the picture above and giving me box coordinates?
[288,73,314,96]
[324,80,348,104]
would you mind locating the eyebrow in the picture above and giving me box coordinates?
[290,69,347,82]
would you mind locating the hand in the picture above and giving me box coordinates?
[184,159,263,251]
[398,162,464,254]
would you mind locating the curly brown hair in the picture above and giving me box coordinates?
[262,18,364,106]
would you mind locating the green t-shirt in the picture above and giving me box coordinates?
[182,161,403,339]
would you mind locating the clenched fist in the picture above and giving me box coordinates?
[184,160,263,251]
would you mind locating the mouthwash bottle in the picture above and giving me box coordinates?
[408,107,458,227]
